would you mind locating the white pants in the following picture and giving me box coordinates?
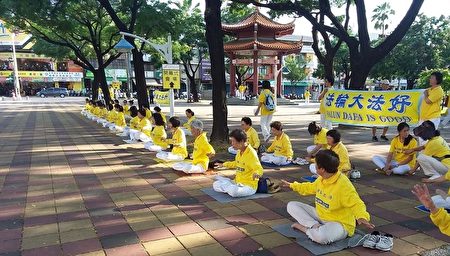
[417,153,448,179]
[144,141,163,152]
[320,114,332,130]
[97,118,107,125]
[260,114,273,141]
[417,118,440,145]
[307,145,317,154]
[172,162,205,174]
[305,98,310,104]
[371,155,411,175]
[156,151,184,162]
[261,153,290,166]
[130,130,151,142]
[287,201,348,244]
[228,146,238,155]
[181,127,192,136]
[431,195,450,209]
[213,177,256,198]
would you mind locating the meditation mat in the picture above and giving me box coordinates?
[415,205,450,213]
[200,187,272,203]
[261,161,297,168]
[301,176,317,182]
[272,223,365,255]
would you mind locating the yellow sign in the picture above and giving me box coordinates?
[162,64,180,89]
[154,90,170,105]
[322,89,423,126]
[111,81,121,89]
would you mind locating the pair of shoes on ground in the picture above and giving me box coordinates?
[363,231,393,251]
[372,135,389,142]
[293,157,309,165]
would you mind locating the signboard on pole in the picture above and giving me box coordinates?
[154,90,170,105]
[162,64,180,89]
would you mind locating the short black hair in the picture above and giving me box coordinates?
[154,106,161,112]
[138,108,146,117]
[308,121,321,135]
[117,105,124,112]
[270,121,283,131]
[114,103,120,109]
[85,98,89,102]
[123,100,128,103]
[326,129,341,143]
[241,117,252,126]
[107,104,113,111]
[169,117,181,128]
[262,80,271,89]
[315,150,340,173]
[129,100,134,105]
[130,106,138,117]
[114,99,120,104]
[325,76,334,85]
[186,109,194,116]
[153,113,165,126]
[431,71,443,85]
[229,129,247,143]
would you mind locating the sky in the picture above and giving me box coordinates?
[192,0,450,36]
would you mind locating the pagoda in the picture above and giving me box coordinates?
[222,10,302,97]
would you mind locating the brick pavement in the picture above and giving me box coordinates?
[0,98,448,256]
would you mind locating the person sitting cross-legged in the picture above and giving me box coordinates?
[372,122,418,175]
[261,121,293,165]
[129,108,152,142]
[305,121,328,160]
[118,106,138,137]
[156,117,188,162]
[309,129,351,176]
[173,119,215,174]
[182,108,196,136]
[215,129,263,197]
[228,117,260,155]
[144,113,168,152]
[109,105,126,132]
[281,150,375,245]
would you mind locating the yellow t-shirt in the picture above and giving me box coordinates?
[258,89,275,116]
[124,105,130,116]
[166,128,188,158]
[183,116,196,130]
[246,127,260,150]
[305,90,311,99]
[328,142,351,173]
[314,128,328,148]
[129,116,140,129]
[98,108,107,119]
[421,86,444,120]
[91,106,99,116]
[192,132,215,170]
[389,136,418,168]
[138,117,152,136]
[150,125,167,147]
[223,145,263,190]
[106,110,117,122]
[239,85,246,93]
[290,172,370,236]
[145,109,152,119]
[267,132,293,159]
[114,112,126,127]
[424,136,450,168]
[430,208,450,236]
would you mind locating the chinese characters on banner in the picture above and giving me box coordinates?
[322,89,423,126]
[154,90,170,105]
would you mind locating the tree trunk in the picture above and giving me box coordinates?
[407,79,415,89]
[132,50,149,109]
[97,65,111,105]
[205,0,228,142]
[348,63,371,90]
[92,70,99,101]
[189,76,199,102]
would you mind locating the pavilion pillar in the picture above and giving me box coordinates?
[277,54,283,97]
[252,51,258,96]
[230,55,236,97]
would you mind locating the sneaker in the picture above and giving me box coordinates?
[380,135,389,141]
[372,136,378,142]
[375,233,393,251]
[363,231,381,249]
[350,170,361,179]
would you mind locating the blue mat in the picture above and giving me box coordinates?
[261,161,296,168]
[201,187,272,203]
[273,223,365,255]
[415,205,450,213]
[301,176,317,182]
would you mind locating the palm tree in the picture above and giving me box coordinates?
[372,2,396,36]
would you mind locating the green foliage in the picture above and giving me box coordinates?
[284,55,307,85]
[371,2,395,35]
[417,69,450,92]
[221,2,255,23]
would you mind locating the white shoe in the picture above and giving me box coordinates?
[363,231,380,249]
[375,234,393,251]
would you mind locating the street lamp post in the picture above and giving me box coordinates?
[114,36,135,99]
[118,32,174,117]
[0,31,21,100]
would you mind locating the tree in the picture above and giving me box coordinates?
[284,55,307,87]
[205,0,229,142]
[172,0,207,102]
[371,2,395,36]
[235,0,424,89]
[0,0,121,103]
[98,0,176,108]
[370,15,450,88]
[418,69,450,92]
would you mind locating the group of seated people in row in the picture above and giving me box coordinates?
[81,99,449,243]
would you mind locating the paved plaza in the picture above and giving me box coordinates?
[0,98,449,256]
